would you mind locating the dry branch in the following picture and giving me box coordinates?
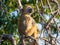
[36,0,46,23]
[17,0,23,10]
[45,0,59,29]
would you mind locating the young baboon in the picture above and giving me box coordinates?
[18,5,38,45]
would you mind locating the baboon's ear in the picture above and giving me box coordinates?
[20,8,24,13]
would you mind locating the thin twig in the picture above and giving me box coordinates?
[36,0,46,23]
[46,0,52,12]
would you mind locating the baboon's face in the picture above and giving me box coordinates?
[20,5,33,15]
[23,5,33,14]
[25,6,32,13]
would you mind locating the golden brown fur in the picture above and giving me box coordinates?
[18,5,38,45]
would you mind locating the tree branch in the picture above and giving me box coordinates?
[45,0,59,29]
[0,34,16,45]
[36,0,46,23]
[46,0,52,12]
[17,0,23,10]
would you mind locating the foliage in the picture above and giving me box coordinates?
[0,0,60,45]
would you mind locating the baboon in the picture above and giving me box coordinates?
[18,5,38,45]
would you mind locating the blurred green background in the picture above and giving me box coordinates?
[0,0,60,45]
